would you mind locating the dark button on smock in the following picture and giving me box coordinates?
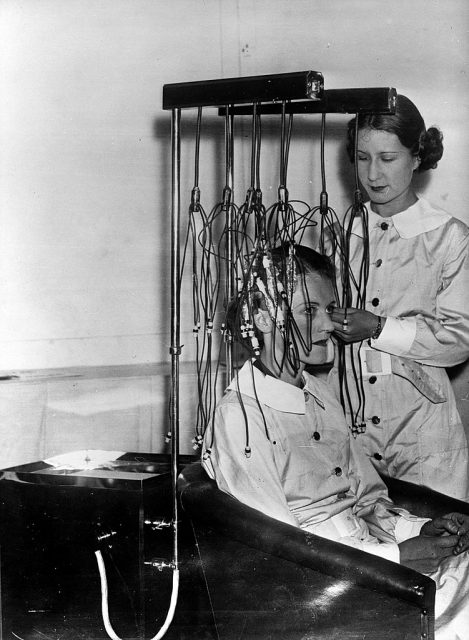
[369,376,377,384]
[371,416,381,425]
[373,453,383,461]
[375,259,383,268]
[380,222,389,230]
[334,467,342,476]
[371,297,380,307]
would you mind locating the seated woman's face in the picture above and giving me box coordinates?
[356,128,420,216]
[289,272,336,366]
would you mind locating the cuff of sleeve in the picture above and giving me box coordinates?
[394,515,430,544]
[371,316,417,355]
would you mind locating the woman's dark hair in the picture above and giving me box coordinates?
[346,94,444,172]
[271,244,335,282]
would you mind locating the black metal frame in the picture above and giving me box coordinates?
[163,70,324,110]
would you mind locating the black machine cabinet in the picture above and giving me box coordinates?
[0,452,214,640]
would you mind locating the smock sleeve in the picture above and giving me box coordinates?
[348,433,428,546]
[372,221,469,367]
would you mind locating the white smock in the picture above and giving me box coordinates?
[328,197,469,500]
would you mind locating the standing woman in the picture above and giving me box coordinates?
[330,94,469,500]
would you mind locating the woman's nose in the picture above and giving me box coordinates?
[367,160,380,181]
[322,311,335,333]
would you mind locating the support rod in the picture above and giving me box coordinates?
[224,110,234,383]
[169,107,181,571]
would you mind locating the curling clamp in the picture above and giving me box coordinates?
[190,186,200,212]
[222,186,232,209]
[244,187,255,210]
[278,185,289,212]
[351,422,366,436]
[221,323,232,343]
[254,188,263,207]
[353,188,363,209]
[191,434,203,450]
[319,191,329,216]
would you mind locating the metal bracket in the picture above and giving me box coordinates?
[219,88,397,116]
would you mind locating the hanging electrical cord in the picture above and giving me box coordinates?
[265,105,318,252]
[194,101,373,457]
[337,115,371,435]
[204,102,268,460]
[185,104,254,457]
[309,113,345,299]
[180,107,219,449]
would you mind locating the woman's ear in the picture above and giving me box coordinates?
[253,307,273,335]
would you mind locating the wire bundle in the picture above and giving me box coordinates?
[179,104,371,451]
[336,117,370,434]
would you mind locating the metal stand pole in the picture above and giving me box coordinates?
[169,107,181,570]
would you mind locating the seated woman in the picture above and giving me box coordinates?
[202,244,469,640]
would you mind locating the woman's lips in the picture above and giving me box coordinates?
[312,339,329,346]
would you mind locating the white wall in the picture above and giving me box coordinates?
[1,0,467,371]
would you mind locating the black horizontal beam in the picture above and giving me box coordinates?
[162,71,324,110]
[218,88,397,116]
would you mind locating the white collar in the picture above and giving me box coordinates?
[351,197,451,239]
[227,360,325,414]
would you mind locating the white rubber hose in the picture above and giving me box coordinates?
[95,549,179,640]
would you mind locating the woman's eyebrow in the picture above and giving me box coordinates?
[357,148,399,154]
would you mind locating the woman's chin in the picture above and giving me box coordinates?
[307,339,335,365]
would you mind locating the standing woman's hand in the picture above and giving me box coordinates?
[331,307,385,344]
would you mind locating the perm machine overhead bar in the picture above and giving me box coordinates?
[162,70,325,109]
[220,87,397,115]
[163,71,396,115]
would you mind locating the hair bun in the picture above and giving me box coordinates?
[418,126,444,171]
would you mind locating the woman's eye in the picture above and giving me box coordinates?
[305,307,317,316]
[357,155,368,162]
